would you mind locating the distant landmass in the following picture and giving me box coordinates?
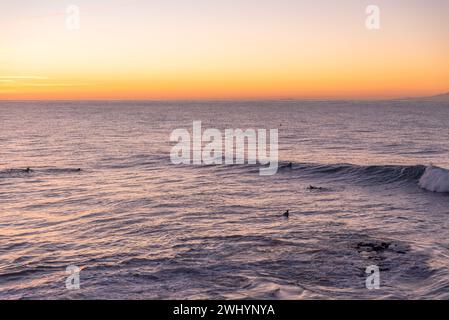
[412,92,449,101]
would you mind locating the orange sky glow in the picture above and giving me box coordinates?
[1,0,448,100]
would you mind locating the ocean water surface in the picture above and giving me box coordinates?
[0,100,448,299]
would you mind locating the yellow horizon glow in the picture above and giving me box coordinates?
[1,0,448,100]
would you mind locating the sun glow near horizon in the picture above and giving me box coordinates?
[1,0,449,100]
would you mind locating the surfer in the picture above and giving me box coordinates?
[283,210,289,218]
[280,162,293,169]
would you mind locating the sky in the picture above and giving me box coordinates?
[1,0,448,100]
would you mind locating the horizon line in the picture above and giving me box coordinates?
[0,92,447,103]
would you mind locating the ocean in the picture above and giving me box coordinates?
[0,100,448,299]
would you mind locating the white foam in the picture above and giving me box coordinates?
[418,165,449,193]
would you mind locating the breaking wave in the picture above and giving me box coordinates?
[418,165,449,193]
[279,162,449,193]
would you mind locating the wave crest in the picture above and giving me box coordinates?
[419,165,449,193]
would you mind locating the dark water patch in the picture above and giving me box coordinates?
[272,162,428,189]
[0,167,83,178]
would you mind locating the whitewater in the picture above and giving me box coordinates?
[419,166,449,193]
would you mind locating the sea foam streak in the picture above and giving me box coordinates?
[419,165,449,193]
